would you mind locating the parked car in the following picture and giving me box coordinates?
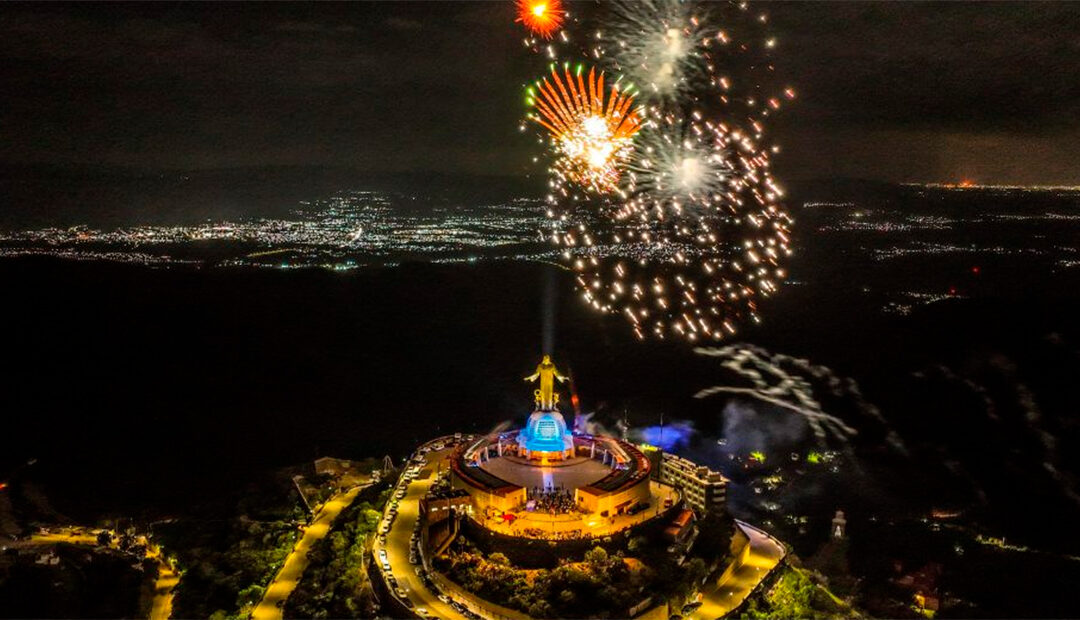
[682,601,703,613]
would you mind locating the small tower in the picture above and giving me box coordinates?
[831,509,847,539]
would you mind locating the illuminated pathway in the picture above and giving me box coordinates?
[150,557,179,620]
[29,530,97,545]
[689,520,786,620]
[251,483,368,620]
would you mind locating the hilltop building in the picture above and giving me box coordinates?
[447,356,675,538]
[642,446,728,515]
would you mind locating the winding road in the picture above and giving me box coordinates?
[374,444,469,619]
[689,520,786,620]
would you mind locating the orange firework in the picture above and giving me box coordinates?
[529,65,642,192]
[515,0,565,40]
[532,66,641,143]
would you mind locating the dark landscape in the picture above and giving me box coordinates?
[2,171,1079,617]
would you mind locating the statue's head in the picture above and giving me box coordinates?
[541,354,552,364]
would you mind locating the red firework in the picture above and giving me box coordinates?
[515,0,565,39]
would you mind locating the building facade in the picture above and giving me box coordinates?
[644,447,727,516]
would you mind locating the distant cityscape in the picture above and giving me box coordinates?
[0,192,554,269]
[1,184,1079,319]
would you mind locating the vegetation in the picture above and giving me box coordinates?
[436,535,713,619]
[738,565,857,620]
[156,517,298,619]
[433,511,739,617]
[154,473,306,619]
[283,483,391,619]
[690,513,736,562]
[0,544,149,618]
[437,542,643,618]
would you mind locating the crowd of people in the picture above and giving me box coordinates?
[527,487,577,514]
[520,527,590,540]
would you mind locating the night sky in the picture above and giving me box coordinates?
[1,1,1078,184]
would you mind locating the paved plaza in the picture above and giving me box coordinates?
[478,455,612,491]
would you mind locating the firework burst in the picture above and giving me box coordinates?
[515,0,565,40]
[527,65,642,194]
[602,0,712,101]
[516,0,795,342]
[621,113,736,214]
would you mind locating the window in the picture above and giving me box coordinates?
[536,419,558,440]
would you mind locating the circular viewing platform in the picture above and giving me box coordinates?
[449,431,678,540]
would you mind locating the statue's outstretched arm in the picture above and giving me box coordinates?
[524,371,540,382]
[554,370,568,382]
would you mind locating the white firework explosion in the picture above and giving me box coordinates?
[602,0,713,101]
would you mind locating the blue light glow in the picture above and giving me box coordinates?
[638,421,695,452]
[520,411,572,453]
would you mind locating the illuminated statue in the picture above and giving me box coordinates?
[524,355,567,411]
[519,355,575,459]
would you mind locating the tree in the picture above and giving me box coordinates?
[360,508,381,531]
[686,557,708,586]
[488,552,510,566]
[584,546,608,569]
[528,600,553,618]
[235,584,264,609]
[693,513,736,560]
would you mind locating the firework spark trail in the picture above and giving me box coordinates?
[550,116,793,340]
[920,363,1080,507]
[693,348,858,445]
[693,345,907,455]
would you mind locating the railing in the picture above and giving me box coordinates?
[733,519,788,558]
[414,509,526,620]
[718,520,789,617]
[428,567,529,620]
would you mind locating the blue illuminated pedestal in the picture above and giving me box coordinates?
[517,410,574,458]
